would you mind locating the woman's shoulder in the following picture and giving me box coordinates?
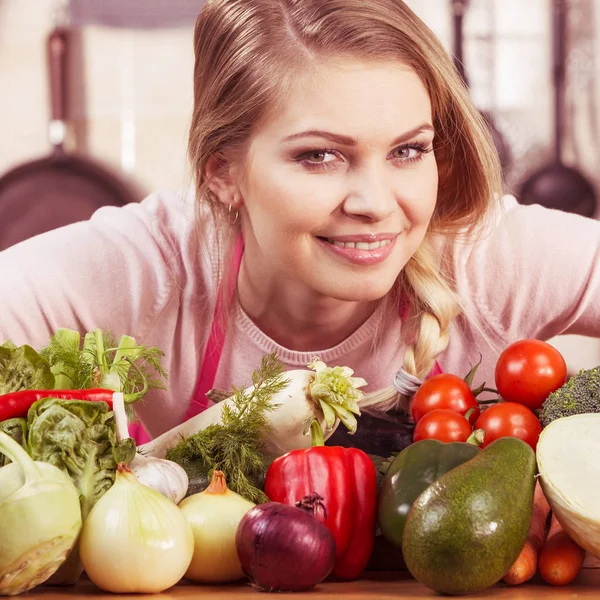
[93,186,220,282]
[103,187,209,253]
[447,193,600,343]
[450,193,600,265]
[0,186,219,349]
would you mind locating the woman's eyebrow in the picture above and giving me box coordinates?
[282,123,434,146]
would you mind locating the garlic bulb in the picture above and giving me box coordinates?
[130,452,189,504]
[112,392,188,503]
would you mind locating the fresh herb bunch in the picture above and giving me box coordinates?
[166,353,289,503]
[40,328,167,402]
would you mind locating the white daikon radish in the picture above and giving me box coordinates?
[140,358,367,459]
[537,413,600,558]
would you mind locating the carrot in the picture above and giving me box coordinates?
[503,480,551,585]
[538,514,585,586]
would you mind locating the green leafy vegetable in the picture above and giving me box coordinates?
[27,397,134,517]
[166,353,288,504]
[0,343,54,394]
[40,328,168,401]
[0,418,27,467]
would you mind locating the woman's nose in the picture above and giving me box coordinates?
[341,161,398,222]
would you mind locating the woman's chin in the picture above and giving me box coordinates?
[319,276,397,303]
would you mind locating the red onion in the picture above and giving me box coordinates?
[235,496,336,592]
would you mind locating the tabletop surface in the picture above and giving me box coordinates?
[28,568,600,599]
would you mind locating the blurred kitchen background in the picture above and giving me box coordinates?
[0,0,599,369]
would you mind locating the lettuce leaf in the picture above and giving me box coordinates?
[27,398,133,517]
[0,343,54,394]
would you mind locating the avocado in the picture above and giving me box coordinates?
[402,437,536,596]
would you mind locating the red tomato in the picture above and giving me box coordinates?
[411,374,480,425]
[413,409,473,443]
[474,402,542,450]
[495,339,567,410]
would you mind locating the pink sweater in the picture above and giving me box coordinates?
[1,188,599,437]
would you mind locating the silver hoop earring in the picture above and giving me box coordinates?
[228,203,239,225]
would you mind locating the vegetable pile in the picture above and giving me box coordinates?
[2,331,600,597]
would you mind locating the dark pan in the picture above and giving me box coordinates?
[0,23,136,252]
[518,0,597,217]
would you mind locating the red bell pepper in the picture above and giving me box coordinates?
[264,445,377,581]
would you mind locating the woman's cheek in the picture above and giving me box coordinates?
[409,163,439,223]
[269,176,342,227]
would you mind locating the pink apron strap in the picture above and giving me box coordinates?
[185,233,245,418]
[428,359,444,378]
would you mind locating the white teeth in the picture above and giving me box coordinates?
[327,239,391,250]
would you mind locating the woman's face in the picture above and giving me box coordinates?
[236,58,438,303]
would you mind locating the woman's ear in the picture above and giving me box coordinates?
[205,154,243,207]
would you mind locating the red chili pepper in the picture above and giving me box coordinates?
[264,445,377,581]
[0,389,114,421]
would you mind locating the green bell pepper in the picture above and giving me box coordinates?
[377,439,480,551]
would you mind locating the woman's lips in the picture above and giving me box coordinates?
[317,235,398,265]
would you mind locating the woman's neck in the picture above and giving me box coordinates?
[236,259,378,352]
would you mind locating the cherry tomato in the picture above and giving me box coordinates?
[474,402,542,450]
[411,374,480,425]
[413,409,473,443]
[495,339,567,410]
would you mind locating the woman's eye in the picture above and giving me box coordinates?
[392,146,420,160]
[295,149,341,171]
[302,150,336,164]
[390,143,433,163]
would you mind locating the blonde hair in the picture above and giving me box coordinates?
[188,0,503,412]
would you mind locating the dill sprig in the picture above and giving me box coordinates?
[166,352,289,503]
[39,328,168,400]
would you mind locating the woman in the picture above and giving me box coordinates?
[0,0,598,449]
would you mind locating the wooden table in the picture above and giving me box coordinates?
[28,569,600,599]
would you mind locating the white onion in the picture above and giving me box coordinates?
[79,466,194,593]
[179,471,255,583]
[537,413,600,558]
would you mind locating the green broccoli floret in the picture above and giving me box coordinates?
[540,366,600,427]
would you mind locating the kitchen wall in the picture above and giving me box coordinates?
[408,0,600,206]
[0,0,196,196]
[405,0,600,372]
[1,0,599,370]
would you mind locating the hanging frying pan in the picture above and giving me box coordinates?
[518,0,597,217]
[0,14,136,252]
[451,0,513,175]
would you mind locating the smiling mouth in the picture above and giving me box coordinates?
[317,237,393,250]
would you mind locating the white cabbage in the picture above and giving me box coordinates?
[537,413,600,558]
